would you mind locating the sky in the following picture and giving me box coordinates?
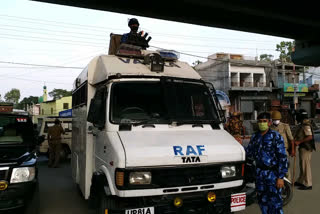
[0,0,293,101]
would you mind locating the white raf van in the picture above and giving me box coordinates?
[71,35,246,214]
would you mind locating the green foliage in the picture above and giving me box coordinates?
[276,41,295,63]
[4,88,21,104]
[16,96,39,110]
[260,54,274,62]
[49,88,72,100]
[192,60,202,67]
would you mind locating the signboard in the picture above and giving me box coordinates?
[59,109,72,117]
[284,93,306,97]
[284,83,308,92]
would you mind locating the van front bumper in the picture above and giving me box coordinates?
[0,181,37,211]
[107,185,246,214]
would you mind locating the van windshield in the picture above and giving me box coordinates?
[0,115,34,144]
[110,80,219,124]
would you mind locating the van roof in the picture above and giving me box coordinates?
[74,54,201,89]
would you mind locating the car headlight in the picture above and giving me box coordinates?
[10,167,36,183]
[129,172,152,185]
[220,166,236,178]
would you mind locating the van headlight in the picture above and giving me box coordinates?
[129,172,152,185]
[220,166,236,178]
[10,167,36,183]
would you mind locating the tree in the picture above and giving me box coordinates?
[49,89,72,100]
[4,88,20,104]
[192,60,202,67]
[16,96,39,110]
[276,41,295,63]
[0,94,3,103]
[259,54,274,62]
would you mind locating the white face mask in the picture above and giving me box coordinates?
[273,120,280,125]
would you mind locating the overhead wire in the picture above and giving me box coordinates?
[0,15,284,55]
[0,76,70,85]
[0,61,83,69]
[0,14,291,44]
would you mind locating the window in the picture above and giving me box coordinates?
[51,108,53,114]
[42,109,44,115]
[110,80,218,124]
[44,122,55,133]
[0,116,34,144]
[61,121,72,132]
[111,82,167,123]
[72,82,88,108]
[63,103,69,109]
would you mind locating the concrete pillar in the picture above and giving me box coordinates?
[236,72,240,86]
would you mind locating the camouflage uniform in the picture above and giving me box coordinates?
[246,129,288,214]
[295,119,315,187]
[225,116,244,144]
[47,124,65,167]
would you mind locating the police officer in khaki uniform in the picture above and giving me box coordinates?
[294,110,316,190]
[225,112,245,144]
[271,110,294,181]
[47,119,65,168]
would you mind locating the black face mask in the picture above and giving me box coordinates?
[130,26,139,32]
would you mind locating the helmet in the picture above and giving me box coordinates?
[271,111,282,120]
[128,18,139,27]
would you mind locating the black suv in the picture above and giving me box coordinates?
[0,112,43,213]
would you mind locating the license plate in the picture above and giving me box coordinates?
[125,207,154,214]
[230,193,246,212]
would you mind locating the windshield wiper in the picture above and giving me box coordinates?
[132,118,158,127]
[171,120,220,127]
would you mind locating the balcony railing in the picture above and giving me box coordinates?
[231,82,267,87]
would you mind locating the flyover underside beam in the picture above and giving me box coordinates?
[33,0,320,40]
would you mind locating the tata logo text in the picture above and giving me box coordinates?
[173,145,205,163]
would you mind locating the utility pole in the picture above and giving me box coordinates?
[293,64,297,111]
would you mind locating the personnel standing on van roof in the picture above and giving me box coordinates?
[120,18,140,44]
[225,112,245,144]
[245,112,288,214]
[47,119,65,168]
[270,110,294,181]
[294,109,315,190]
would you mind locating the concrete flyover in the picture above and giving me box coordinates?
[32,0,320,66]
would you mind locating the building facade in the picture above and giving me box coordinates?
[40,96,72,116]
[195,53,275,122]
[196,53,319,131]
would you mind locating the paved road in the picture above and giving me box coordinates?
[239,143,320,214]
[37,143,320,214]
[38,156,88,214]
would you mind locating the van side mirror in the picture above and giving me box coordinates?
[87,86,107,130]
